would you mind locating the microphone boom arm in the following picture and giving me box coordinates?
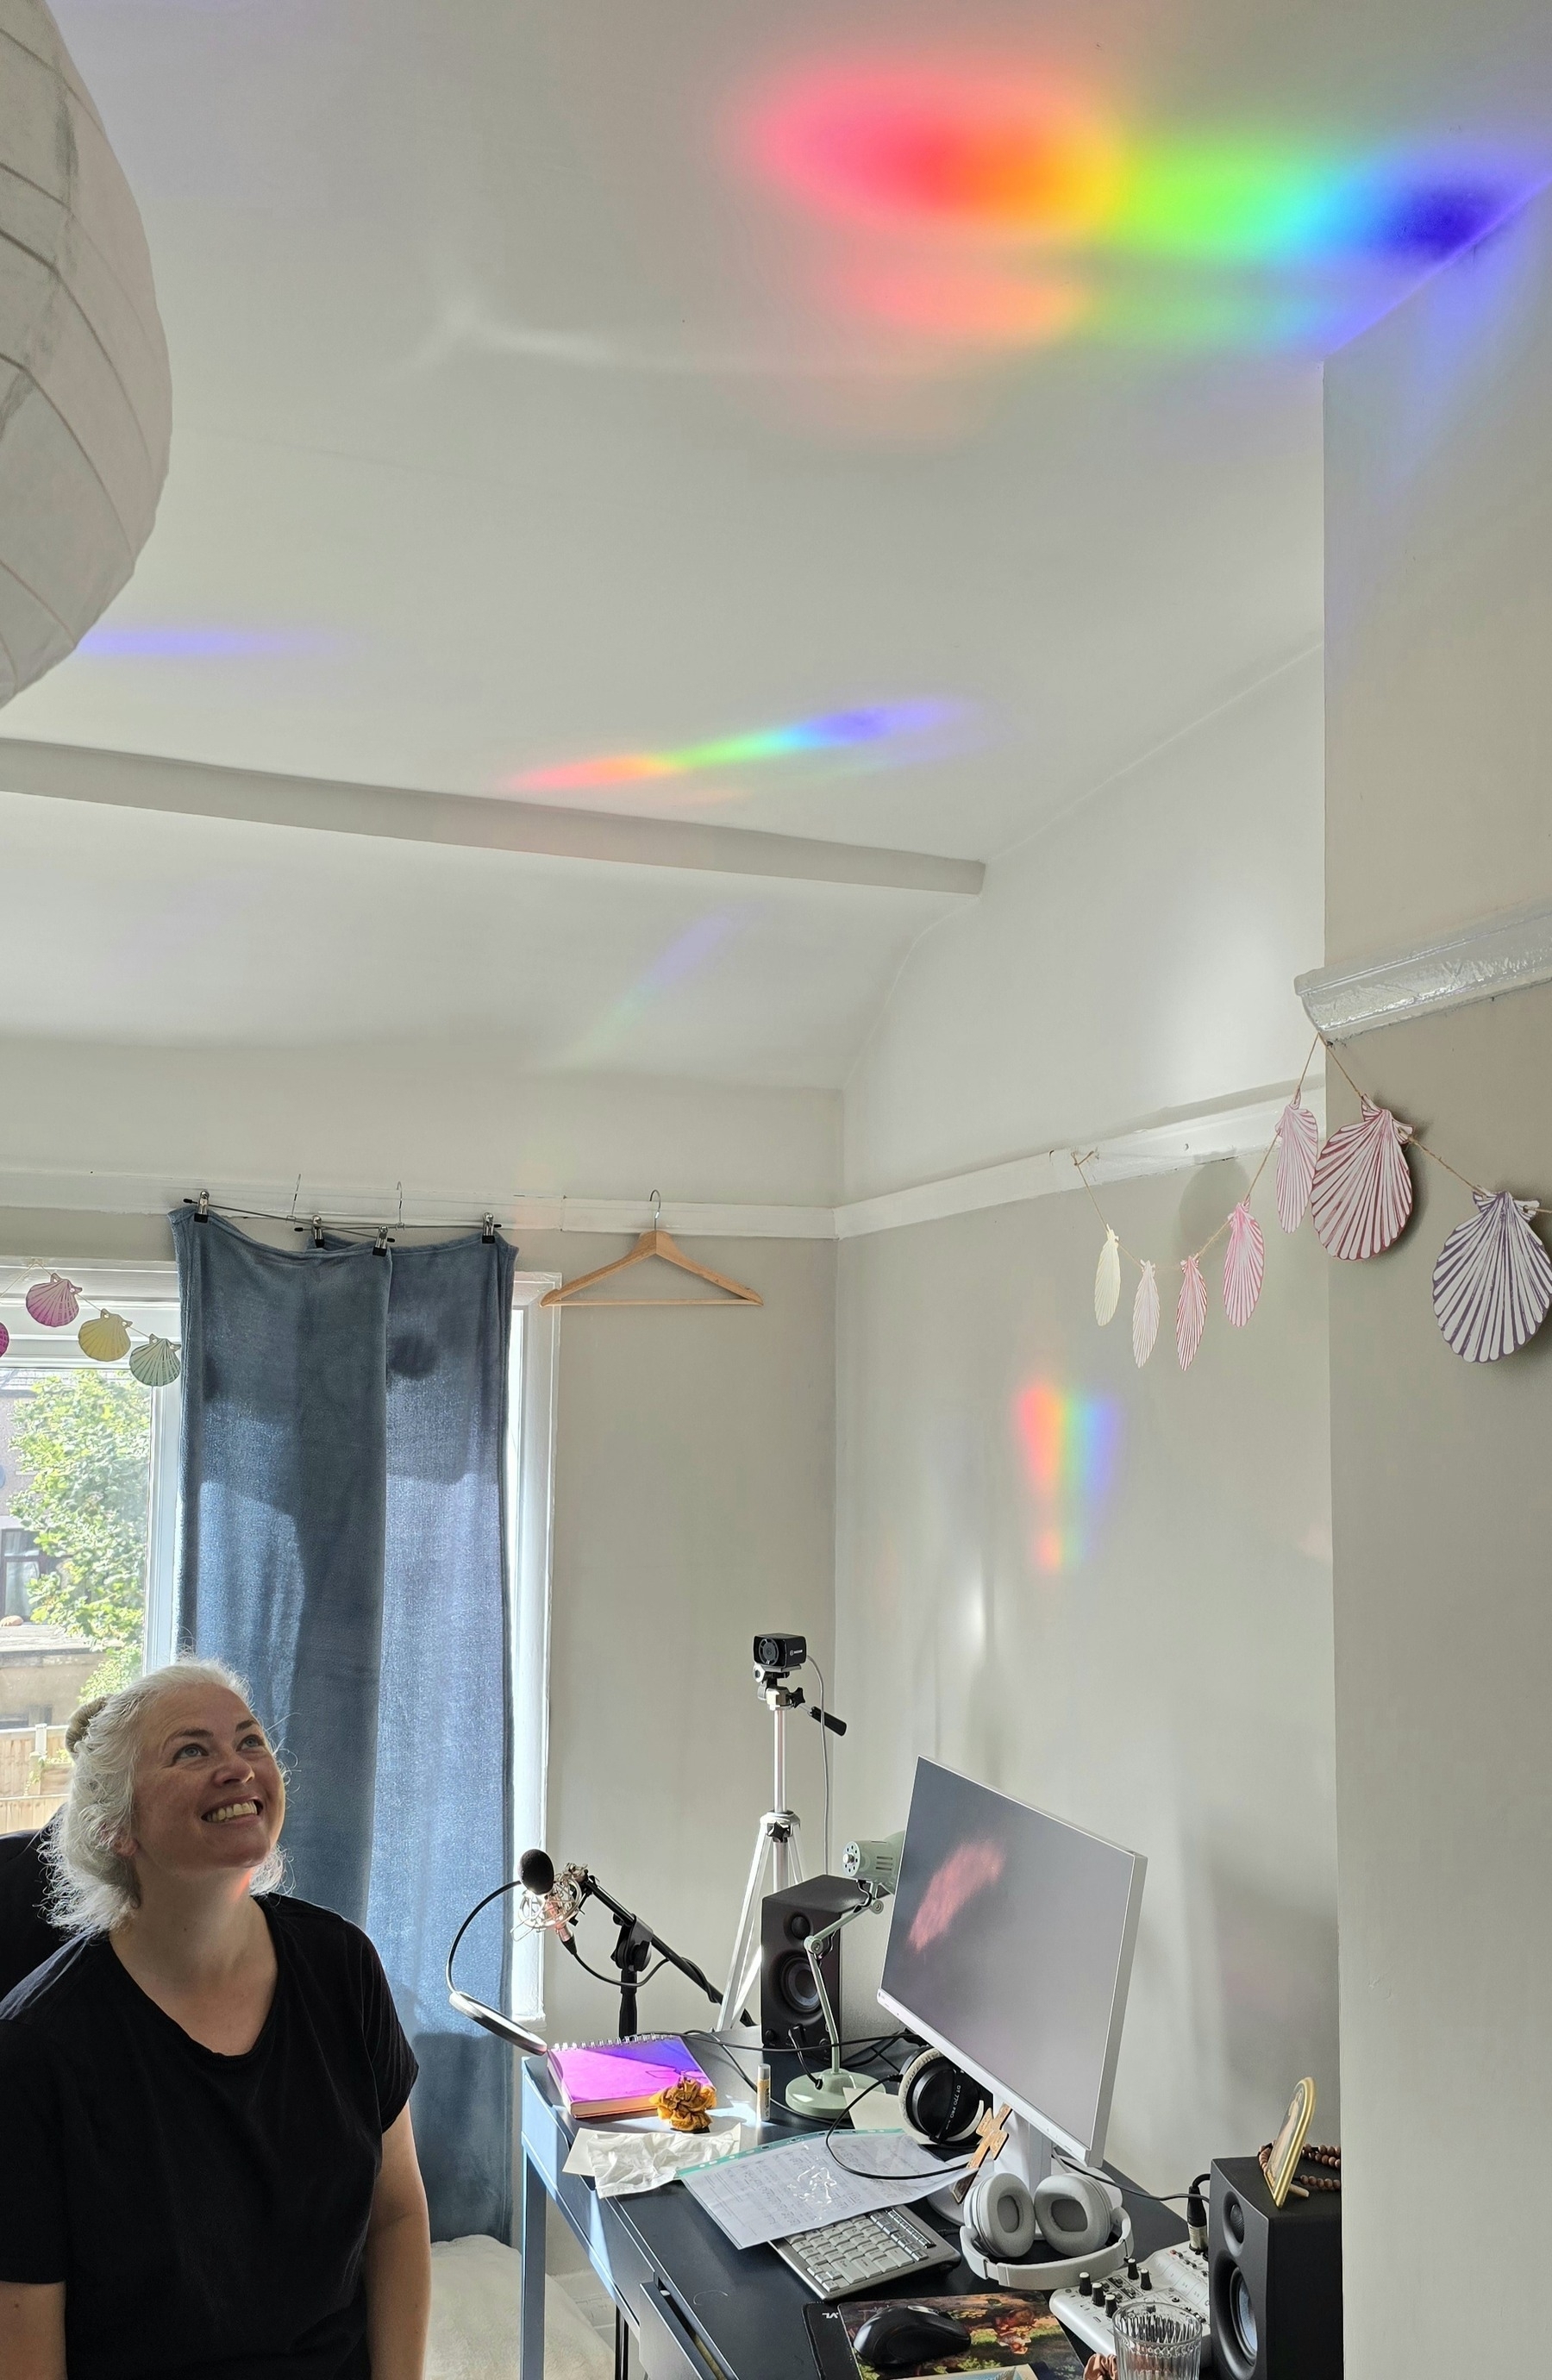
[569,1868,724,2039]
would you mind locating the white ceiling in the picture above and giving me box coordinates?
[3,0,1549,1078]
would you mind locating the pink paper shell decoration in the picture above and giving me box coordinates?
[1274,1099,1319,1233]
[0,1321,9,1359]
[1223,1203,1266,1328]
[1176,1255,1206,1371]
[1431,1190,1552,1363]
[1132,1262,1159,1368]
[25,1274,82,1328]
[1310,1099,1414,1262]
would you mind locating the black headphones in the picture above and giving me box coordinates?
[898,2047,991,2146]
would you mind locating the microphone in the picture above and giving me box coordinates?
[516,1847,588,1938]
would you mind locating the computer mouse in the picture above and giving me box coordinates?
[851,2302,973,2374]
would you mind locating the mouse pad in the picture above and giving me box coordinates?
[804,2290,1088,2378]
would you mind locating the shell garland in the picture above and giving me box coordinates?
[1094,1229,1122,1326]
[1176,1255,1207,1372]
[78,1311,131,1363]
[128,1337,183,1388]
[1223,1203,1266,1329]
[1132,1262,1160,1368]
[1311,1099,1414,1262]
[1432,1191,1552,1363]
[25,1274,81,1329]
[1274,1099,1319,1234]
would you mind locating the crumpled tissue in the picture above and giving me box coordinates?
[562,2123,746,2199]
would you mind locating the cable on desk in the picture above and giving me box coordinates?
[818,2072,972,2182]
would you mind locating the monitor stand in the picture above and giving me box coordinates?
[956,2115,1131,2293]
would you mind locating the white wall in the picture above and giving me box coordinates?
[0,1037,842,1212]
[1325,184,1552,966]
[844,648,1324,1200]
[832,627,1336,2190]
[834,1169,1336,2194]
[1324,181,1552,2377]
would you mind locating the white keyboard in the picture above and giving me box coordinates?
[773,2202,959,2302]
[1051,2242,1209,2360]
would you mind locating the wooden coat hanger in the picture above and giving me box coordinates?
[540,1194,762,1309]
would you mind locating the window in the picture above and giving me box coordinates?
[508,1275,559,2022]
[0,1261,557,2027]
[0,1272,180,1832]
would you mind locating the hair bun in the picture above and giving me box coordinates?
[66,1697,110,1757]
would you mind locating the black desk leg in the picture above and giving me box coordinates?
[615,2304,631,2380]
[519,2148,548,2379]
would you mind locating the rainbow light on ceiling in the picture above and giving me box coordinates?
[564,907,748,1064]
[739,60,1532,352]
[506,698,961,795]
[1014,1379,1120,1575]
[76,624,318,659]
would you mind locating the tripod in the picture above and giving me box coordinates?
[719,1669,821,2030]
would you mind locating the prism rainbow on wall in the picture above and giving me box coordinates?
[1014,1379,1120,1574]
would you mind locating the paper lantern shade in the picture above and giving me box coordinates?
[0,0,172,703]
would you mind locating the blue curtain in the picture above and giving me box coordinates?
[172,1210,516,2241]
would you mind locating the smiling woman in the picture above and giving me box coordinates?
[0,1662,432,2380]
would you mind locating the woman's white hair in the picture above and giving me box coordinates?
[47,1659,286,1934]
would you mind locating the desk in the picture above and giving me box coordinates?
[518,2042,1185,2380]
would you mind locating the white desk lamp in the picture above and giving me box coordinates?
[785,1833,903,2120]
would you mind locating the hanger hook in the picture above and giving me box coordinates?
[649,1188,661,1225]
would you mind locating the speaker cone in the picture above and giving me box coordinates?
[779,1953,822,2018]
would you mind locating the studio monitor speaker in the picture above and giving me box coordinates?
[760,1876,855,2051]
[1209,2156,1342,2380]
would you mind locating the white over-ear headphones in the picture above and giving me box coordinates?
[961,2159,1130,2290]
[1033,2167,1117,2256]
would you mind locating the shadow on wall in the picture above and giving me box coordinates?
[1194,1851,1342,2147]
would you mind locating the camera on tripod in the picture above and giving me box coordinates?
[753,1632,807,1679]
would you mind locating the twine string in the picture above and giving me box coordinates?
[1073,1027,1533,1290]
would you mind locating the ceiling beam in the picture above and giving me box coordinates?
[0,736,984,898]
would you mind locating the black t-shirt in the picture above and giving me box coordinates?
[0,1895,418,2380]
[0,1824,66,2001]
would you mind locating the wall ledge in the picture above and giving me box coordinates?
[1298,897,1552,1041]
[0,1080,1320,1248]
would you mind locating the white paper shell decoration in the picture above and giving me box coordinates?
[1176,1256,1206,1371]
[1274,1099,1319,1234]
[26,1274,81,1328]
[1310,1099,1414,1262]
[78,1311,130,1362]
[1094,1229,1121,1325]
[1223,1203,1266,1327]
[1133,1262,1159,1368]
[128,1336,182,1388]
[1431,1191,1552,1363]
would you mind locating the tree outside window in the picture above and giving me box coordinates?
[9,1372,151,1700]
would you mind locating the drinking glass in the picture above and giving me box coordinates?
[1112,2296,1201,2380]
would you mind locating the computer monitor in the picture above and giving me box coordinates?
[877,1758,1145,2170]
